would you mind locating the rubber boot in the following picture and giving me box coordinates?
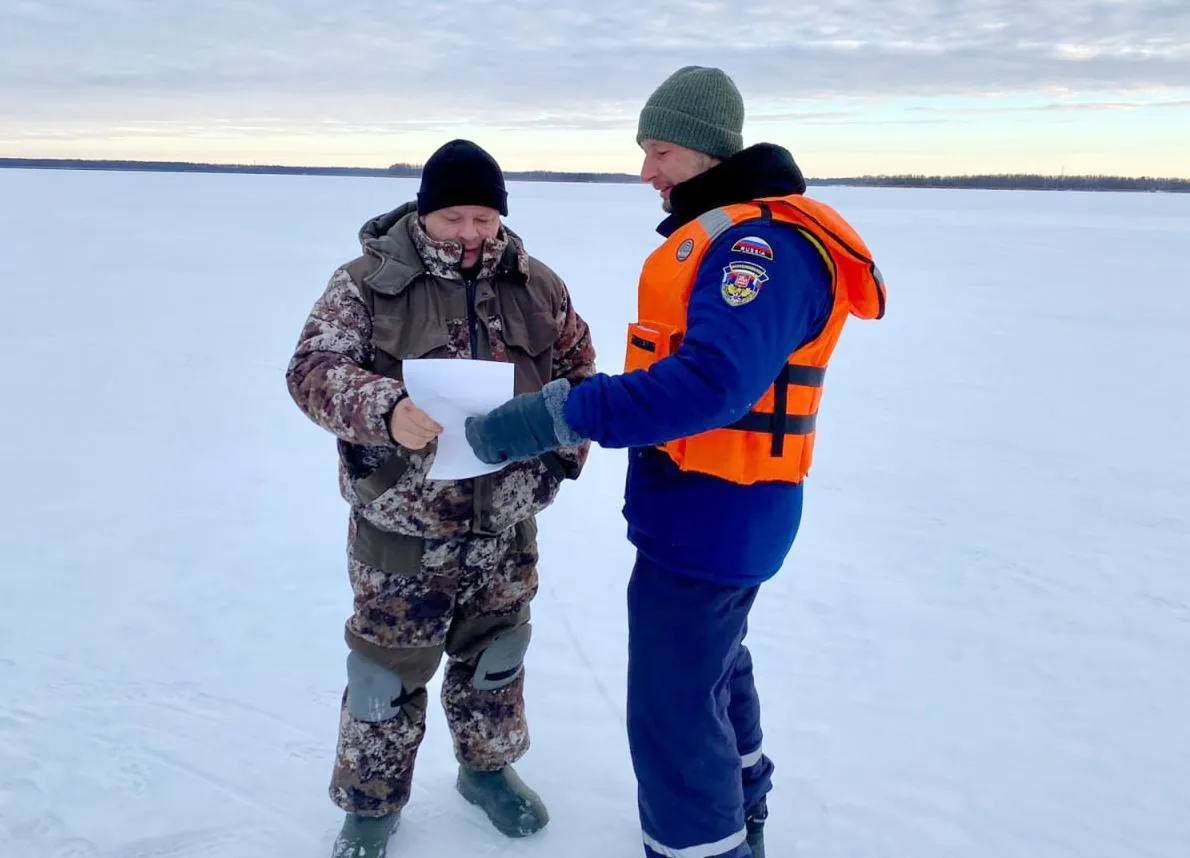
[330,812,400,858]
[456,764,549,837]
[745,797,767,858]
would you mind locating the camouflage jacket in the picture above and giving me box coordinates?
[286,201,596,538]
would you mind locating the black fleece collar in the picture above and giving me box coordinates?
[657,143,808,237]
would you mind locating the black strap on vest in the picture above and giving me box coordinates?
[723,363,825,456]
[771,363,790,456]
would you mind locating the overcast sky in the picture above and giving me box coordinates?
[2,0,1188,176]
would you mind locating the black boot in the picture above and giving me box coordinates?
[745,797,767,858]
[456,764,549,837]
[330,812,399,858]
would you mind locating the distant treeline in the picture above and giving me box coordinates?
[0,157,638,183]
[0,157,392,177]
[814,173,1190,193]
[385,162,634,183]
[2,158,1186,192]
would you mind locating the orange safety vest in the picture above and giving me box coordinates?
[623,193,886,486]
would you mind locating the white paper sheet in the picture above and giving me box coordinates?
[401,358,516,480]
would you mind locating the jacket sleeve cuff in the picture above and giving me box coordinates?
[368,381,408,447]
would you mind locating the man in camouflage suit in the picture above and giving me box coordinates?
[286,139,596,858]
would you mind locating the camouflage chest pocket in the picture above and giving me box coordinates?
[369,291,451,373]
[494,308,556,395]
[352,289,450,505]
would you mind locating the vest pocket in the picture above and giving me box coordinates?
[624,321,680,373]
[371,291,451,363]
[499,310,555,393]
[376,323,450,362]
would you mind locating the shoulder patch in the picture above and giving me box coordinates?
[730,235,774,262]
[676,238,694,261]
[721,261,768,307]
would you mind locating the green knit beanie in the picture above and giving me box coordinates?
[636,66,744,158]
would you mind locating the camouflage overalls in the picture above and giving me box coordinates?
[286,201,596,816]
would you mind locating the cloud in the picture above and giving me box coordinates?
[911,97,1190,115]
[1036,98,1190,111]
[1,0,1188,128]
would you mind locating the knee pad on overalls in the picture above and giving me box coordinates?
[345,651,410,722]
[472,622,532,690]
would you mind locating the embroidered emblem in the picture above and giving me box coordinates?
[676,238,694,261]
[730,235,774,262]
[721,261,768,307]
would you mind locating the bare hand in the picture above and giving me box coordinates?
[389,397,443,450]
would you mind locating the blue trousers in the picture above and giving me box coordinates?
[626,555,775,858]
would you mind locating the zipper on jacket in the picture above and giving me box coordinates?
[465,278,479,359]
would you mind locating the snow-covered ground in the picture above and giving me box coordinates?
[1,167,1188,858]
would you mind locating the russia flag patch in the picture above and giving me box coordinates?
[729,235,774,262]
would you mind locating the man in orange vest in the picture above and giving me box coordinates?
[465,66,885,858]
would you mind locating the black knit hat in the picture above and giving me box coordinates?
[416,139,508,216]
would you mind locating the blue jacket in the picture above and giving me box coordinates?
[563,145,832,586]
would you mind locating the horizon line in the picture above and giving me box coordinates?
[2,156,1189,187]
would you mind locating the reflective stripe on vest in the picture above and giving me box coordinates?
[624,193,885,486]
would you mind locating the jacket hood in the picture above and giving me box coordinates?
[357,202,418,255]
[355,200,530,294]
